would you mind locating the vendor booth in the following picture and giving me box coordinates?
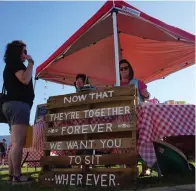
[6,0,195,189]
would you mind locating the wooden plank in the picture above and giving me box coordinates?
[39,167,138,188]
[47,85,136,109]
[43,138,136,151]
[91,99,135,109]
[45,106,135,122]
[40,154,137,166]
[46,131,136,142]
[52,168,83,173]
[89,168,137,173]
[87,131,136,140]
[46,122,136,136]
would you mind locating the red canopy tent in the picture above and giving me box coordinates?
[35,0,195,87]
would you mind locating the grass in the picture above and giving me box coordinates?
[0,163,195,191]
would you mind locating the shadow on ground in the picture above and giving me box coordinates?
[0,173,195,191]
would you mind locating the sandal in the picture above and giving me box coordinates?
[12,175,33,185]
[7,175,13,183]
[8,173,23,183]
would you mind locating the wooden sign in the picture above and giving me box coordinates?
[40,85,138,189]
[34,103,47,124]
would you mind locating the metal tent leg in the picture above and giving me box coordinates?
[112,10,120,86]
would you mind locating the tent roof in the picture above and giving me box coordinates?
[35,0,195,86]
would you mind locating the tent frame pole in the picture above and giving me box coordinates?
[112,10,120,86]
[33,77,37,91]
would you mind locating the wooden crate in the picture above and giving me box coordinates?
[39,85,138,189]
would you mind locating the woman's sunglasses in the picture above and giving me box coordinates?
[120,66,129,71]
[23,49,27,55]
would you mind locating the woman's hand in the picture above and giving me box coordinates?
[140,88,150,99]
[26,55,34,65]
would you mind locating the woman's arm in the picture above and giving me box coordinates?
[140,88,150,100]
[138,80,150,100]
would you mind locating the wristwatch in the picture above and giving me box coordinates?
[28,59,34,65]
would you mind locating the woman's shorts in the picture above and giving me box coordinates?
[1,152,6,158]
[2,101,30,127]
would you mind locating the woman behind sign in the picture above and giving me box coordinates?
[118,59,150,175]
[74,74,95,156]
[119,59,150,102]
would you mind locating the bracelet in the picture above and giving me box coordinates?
[143,93,150,99]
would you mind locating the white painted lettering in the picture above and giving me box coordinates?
[106,123,112,132]
[64,97,71,104]
[72,96,78,103]
[75,156,81,165]
[100,140,106,148]
[79,94,87,102]
[67,126,73,134]
[112,107,118,115]
[61,126,66,135]
[97,124,104,132]
[94,174,100,186]
[71,112,76,119]
[86,174,93,186]
[85,156,91,165]
[77,174,82,185]
[50,114,55,121]
[75,125,80,134]
[64,94,88,104]
[66,141,76,149]
[70,174,76,185]
[80,141,88,149]
[95,155,101,165]
[109,174,116,186]
[108,90,114,97]
[53,173,117,186]
[89,92,96,100]
[96,92,103,99]
[101,174,107,187]
[54,113,59,121]
[50,142,61,150]
[102,92,108,99]
[118,107,124,115]
[59,113,63,120]
[115,139,121,148]
[82,125,88,134]
[100,139,122,148]
[107,140,113,147]
[125,106,130,114]
[90,124,97,132]
[68,156,74,164]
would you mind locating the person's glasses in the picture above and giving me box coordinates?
[120,66,129,71]
[23,49,27,55]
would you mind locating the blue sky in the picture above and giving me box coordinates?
[0,1,195,135]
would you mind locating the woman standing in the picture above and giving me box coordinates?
[2,40,35,184]
[119,59,150,175]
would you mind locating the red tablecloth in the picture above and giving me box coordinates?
[27,104,196,167]
[4,145,43,168]
[137,104,195,167]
